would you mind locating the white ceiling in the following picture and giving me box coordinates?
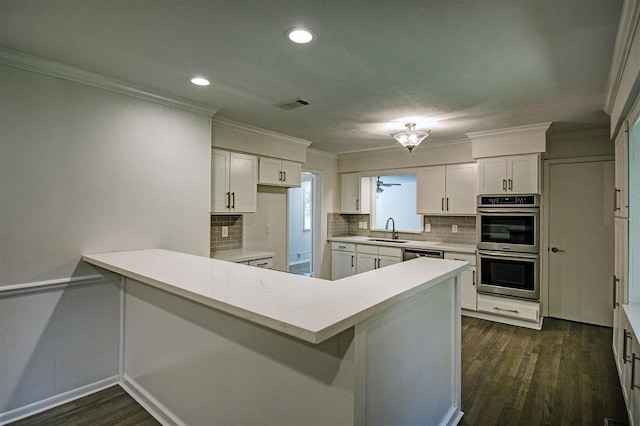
[0,1,622,154]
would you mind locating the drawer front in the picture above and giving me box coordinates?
[331,242,355,252]
[477,294,539,322]
[248,258,273,269]
[356,244,378,254]
[378,246,402,258]
[444,252,476,266]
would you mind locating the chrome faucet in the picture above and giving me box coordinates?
[385,217,399,240]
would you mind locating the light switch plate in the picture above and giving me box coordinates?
[265,225,271,234]
[452,224,458,233]
[425,223,431,232]
[221,226,228,237]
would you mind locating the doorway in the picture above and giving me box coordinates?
[288,172,317,276]
[545,158,615,326]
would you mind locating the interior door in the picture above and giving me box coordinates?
[547,160,615,326]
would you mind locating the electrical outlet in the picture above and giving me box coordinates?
[452,224,458,233]
[265,224,271,234]
[363,222,368,229]
[359,222,364,229]
[425,223,431,232]
[221,226,228,237]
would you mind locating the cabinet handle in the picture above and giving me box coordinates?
[231,192,235,208]
[446,197,449,211]
[502,179,507,191]
[441,197,445,211]
[493,306,519,314]
[226,192,231,209]
[472,270,476,286]
[283,171,287,182]
[351,255,354,268]
[356,199,359,211]
[508,179,513,190]
[632,354,640,390]
[256,262,269,267]
[279,171,282,181]
[338,245,346,249]
[377,258,381,269]
[613,275,619,309]
[624,330,632,364]
[615,188,621,212]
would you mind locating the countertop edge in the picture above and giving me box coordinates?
[328,236,476,254]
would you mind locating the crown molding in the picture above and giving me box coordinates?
[336,137,470,157]
[0,47,219,116]
[466,122,552,139]
[212,116,312,148]
[604,0,640,114]
[306,148,338,160]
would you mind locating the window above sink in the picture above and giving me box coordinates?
[367,174,423,233]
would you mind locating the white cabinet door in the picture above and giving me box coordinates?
[615,127,629,218]
[281,161,302,187]
[477,157,507,194]
[632,333,640,426]
[331,250,355,280]
[258,157,282,185]
[416,166,446,214]
[378,255,401,269]
[356,252,378,274]
[446,163,477,214]
[508,154,539,194]
[211,149,231,212]
[341,174,370,213]
[229,152,257,213]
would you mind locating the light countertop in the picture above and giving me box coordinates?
[212,249,275,263]
[83,248,468,344]
[624,305,640,338]
[328,235,476,254]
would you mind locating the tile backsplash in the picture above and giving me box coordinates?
[211,215,243,256]
[327,213,476,245]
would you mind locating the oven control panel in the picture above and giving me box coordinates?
[477,194,539,207]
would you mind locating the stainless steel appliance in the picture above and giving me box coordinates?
[402,248,444,261]
[477,250,540,300]
[477,194,540,254]
[477,194,541,301]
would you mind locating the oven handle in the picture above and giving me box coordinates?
[478,250,539,260]
[477,209,539,214]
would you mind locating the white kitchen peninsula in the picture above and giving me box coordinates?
[82,249,468,426]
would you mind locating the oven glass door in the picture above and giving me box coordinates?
[478,252,539,300]
[478,209,539,253]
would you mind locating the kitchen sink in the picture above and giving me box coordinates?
[366,238,410,243]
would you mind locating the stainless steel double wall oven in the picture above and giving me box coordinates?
[477,194,540,301]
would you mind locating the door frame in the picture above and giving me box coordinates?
[541,155,614,318]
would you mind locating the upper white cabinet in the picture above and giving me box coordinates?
[417,163,477,215]
[340,173,371,214]
[477,154,540,194]
[615,125,629,218]
[211,149,258,213]
[258,157,302,187]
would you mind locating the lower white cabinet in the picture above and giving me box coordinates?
[477,294,539,322]
[445,252,477,311]
[355,244,402,274]
[618,306,640,426]
[331,242,356,280]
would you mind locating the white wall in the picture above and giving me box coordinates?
[243,186,288,271]
[0,65,211,287]
[303,150,339,279]
[0,64,212,422]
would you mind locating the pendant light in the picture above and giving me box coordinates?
[392,123,430,152]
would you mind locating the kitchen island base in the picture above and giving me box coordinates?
[120,276,462,426]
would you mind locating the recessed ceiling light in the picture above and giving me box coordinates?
[285,27,315,44]
[190,77,210,86]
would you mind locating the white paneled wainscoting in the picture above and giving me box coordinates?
[0,275,121,425]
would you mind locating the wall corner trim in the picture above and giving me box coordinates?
[604,0,640,114]
[0,47,219,117]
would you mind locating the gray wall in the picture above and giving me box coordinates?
[0,65,211,286]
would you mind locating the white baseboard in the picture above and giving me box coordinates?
[442,406,464,426]
[462,309,544,330]
[120,375,183,426]
[0,375,119,425]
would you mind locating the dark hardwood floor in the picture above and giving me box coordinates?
[461,316,628,425]
[9,385,159,426]
[9,316,628,425]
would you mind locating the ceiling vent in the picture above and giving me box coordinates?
[278,98,312,110]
